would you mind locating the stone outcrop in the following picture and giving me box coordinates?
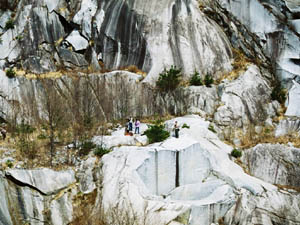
[216,0,300,86]
[275,118,300,137]
[1,116,300,225]
[96,115,300,225]
[214,65,272,128]
[0,0,232,81]
[241,144,300,188]
[0,169,76,225]
[286,80,300,117]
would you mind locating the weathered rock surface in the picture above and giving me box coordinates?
[242,144,300,188]
[1,116,300,225]
[214,65,272,128]
[216,0,300,86]
[6,168,75,195]
[0,169,76,225]
[97,116,300,225]
[275,118,300,137]
[286,80,300,117]
[0,0,232,81]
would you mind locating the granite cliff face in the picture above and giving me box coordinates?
[0,0,300,225]
[0,0,232,81]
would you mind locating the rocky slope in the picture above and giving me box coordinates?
[1,115,300,225]
[0,0,300,225]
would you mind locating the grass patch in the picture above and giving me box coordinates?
[238,126,300,149]
[218,48,251,83]
[94,146,110,158]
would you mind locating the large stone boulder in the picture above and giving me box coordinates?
[214,65,272,128]
[241,144,300,188]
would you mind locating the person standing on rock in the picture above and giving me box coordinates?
[125,119,130,135]
[129,117,133,133]
[135,119,140,134]
[173,121,180,138]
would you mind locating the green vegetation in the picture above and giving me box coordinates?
[16,120,37,162]
[271,82,286,104]
[208,124,216,133]
[182,123,190,129]
[6,160,13,168]
[144,121,170,144]
[94,146,110,157]
[5,19,14,30]
[231,148,242,158]
[204,74,214,87]
[78,140,96,156]
[6,68,16,78]
[189,71,203,86]
[156,66,182,92]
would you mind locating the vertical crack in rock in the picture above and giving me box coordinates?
[96,0,152,71]
[176,151,180,188]
[155,149,158,195]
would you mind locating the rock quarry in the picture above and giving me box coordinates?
[0,0,299,225]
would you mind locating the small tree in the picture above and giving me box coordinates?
[16,120,37,167]
[204,74,214,87]
[189,71,203,86]
[39,79,67,167]
[144,120,170,143]
[5,18,14,30]
[6,68,16,78]
[156,66,182,92]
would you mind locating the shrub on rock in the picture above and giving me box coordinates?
[156,66,182,92]
[144,121,170,144]
[190,71,203,86]
[6,68,16,78]
[5,18,14,30]
[204,74,214,87]
[79,141,96,156]
[231,148,242,158]
[94,146,110,157]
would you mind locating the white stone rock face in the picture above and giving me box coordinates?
[50,192,74,225]
[218,0,300,85]
[6,168,76,195]
[275,118,300,137]
[242,144,300,188]
[77,157,97,194]
[0,169,76,225]
[286,80,300,117]
[66,30,89,51]
[98,116,297,225]
[214,65,271,127]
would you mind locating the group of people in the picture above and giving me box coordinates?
[125,118,140,136]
